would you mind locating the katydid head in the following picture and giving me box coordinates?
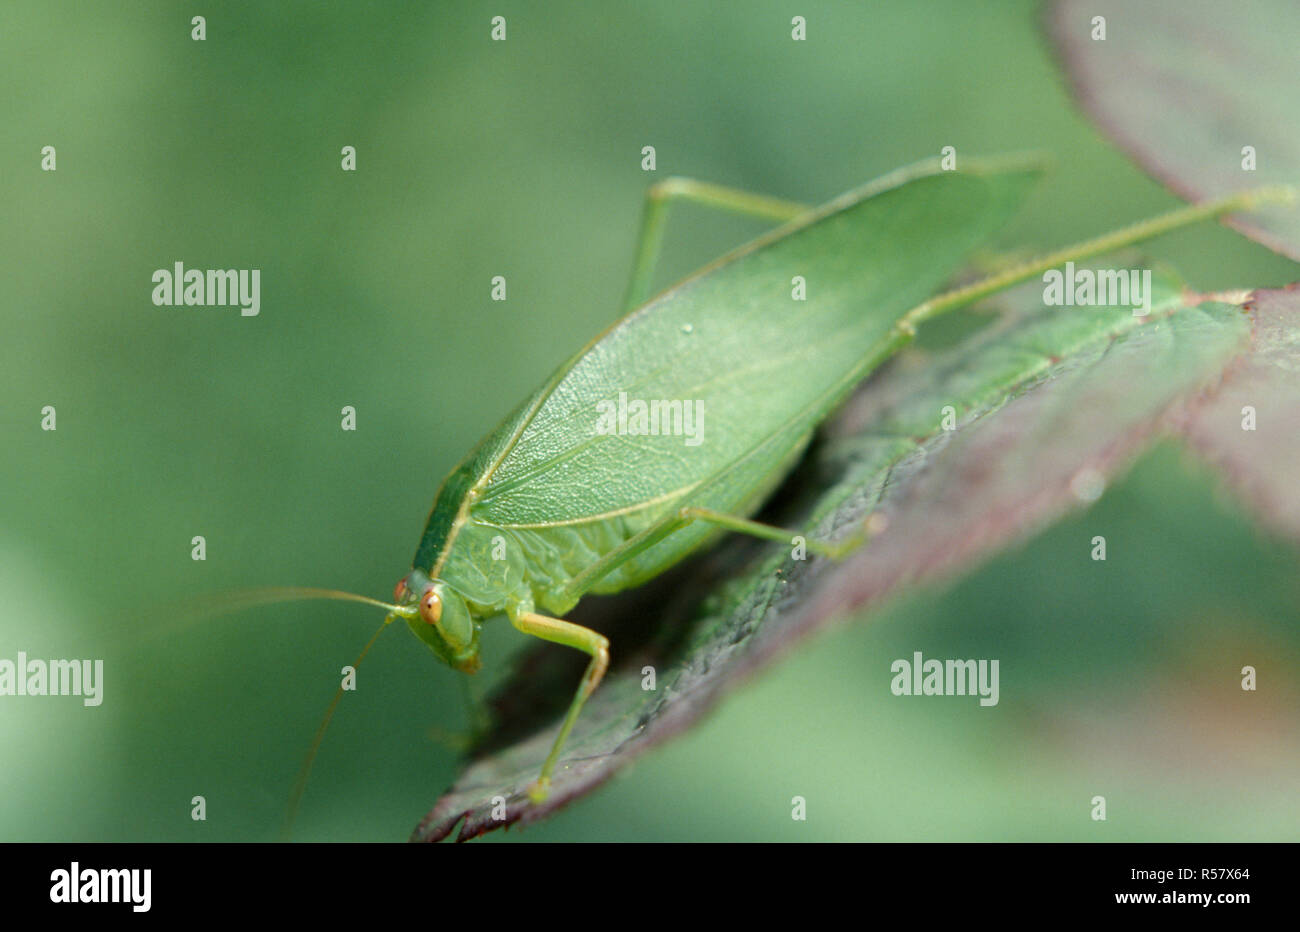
[392,570,482,674]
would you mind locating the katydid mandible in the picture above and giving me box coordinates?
[281,155,1293,816]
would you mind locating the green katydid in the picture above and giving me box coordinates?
[267,154,1293,824]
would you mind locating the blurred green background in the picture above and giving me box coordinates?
[2,0,1297,841]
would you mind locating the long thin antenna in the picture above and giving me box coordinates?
[131,586,408,652]
[201,586,404,616]
[163,585,417,840]
[280,612,400,841]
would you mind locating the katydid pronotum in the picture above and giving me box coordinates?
[263,155,1293,827]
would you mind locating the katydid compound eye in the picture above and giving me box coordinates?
[419,589,442,626]
[393,579,409,603]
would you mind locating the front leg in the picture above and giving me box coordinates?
[508,608,611,801]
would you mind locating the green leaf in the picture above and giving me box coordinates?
[1048,0,1300,258]
[414,270,1266,841]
